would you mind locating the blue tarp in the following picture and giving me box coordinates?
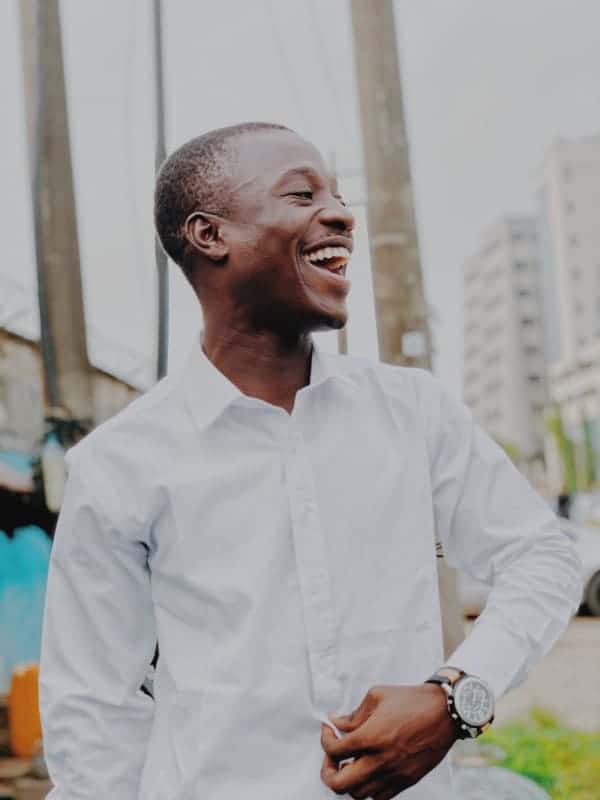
[0,525,51,693]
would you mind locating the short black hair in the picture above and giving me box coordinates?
[154,122,290,280]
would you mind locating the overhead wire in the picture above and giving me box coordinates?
[263,0,310,133]
[307,0,352,141]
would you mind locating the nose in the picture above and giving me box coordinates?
[318,197,355,234]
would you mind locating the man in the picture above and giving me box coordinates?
[40,122,581,799]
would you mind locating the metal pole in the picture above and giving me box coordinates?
[153,0,169,380]
[329,151,349,356]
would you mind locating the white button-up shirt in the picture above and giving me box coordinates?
[40,335,581,800]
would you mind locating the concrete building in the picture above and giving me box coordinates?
[536,135,600,492]
[463,217,547,480]
[0,328,140,455]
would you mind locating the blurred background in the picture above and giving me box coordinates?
[0,1,599,798]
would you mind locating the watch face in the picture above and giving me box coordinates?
[454,676,494,727]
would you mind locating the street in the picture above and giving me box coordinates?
[491,617,600,731]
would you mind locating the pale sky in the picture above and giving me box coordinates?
[1,0,599,397]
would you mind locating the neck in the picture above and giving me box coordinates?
[200,324,314,414]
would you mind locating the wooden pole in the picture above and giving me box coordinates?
[19,0,93,436]
[351,0,463,657]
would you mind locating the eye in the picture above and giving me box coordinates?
[287,190,313,200]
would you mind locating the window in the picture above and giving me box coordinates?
[513,260,528,272]
[521,317,535,326]
[517,288,531,298]
[527,375,542,383]
[524,345,539,356]
[569,234,578,247]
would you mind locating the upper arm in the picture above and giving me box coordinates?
[414,369,565,583]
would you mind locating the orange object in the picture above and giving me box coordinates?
[8,664,42,758]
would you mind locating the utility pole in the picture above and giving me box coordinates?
[351,0,463,656]
[350,0,432,369]
[153,0,169,380]
[329,151,349,356]
[19,0,93,447]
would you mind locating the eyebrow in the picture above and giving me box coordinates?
[275,165,343,197]
[276,166,321,184]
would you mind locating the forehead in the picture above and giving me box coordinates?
[230,130,329,191]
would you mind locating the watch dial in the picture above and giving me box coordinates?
[454,676,494,727]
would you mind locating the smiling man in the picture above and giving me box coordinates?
[39,122,581,800]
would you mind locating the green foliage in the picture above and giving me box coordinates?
[582,416,598,489]
[495,438,522,465]
[482,709,600,799]
[545,406,578,494]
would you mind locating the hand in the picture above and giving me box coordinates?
[320,683,457,799]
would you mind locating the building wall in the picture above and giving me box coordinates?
[463,217,547,463]
[536,136,600,491]
[0,329,140,453]
[537,135,600,366]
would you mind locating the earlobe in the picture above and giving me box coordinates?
[184,212,228,262]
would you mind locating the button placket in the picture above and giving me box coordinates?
[284,427,340,710]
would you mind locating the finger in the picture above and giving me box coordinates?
[320,751,341,786]
[321,754,380,795]
[373,789,404,800]
[373,775,415,799]
[321,721,375,760]
[348,775,385,799]
[329,691,377,732]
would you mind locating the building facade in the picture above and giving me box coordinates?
[536,135,600,492]
[463,217,547,482]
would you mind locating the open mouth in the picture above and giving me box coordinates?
[302,246,350,277]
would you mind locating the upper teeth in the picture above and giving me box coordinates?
[305,246,350,264]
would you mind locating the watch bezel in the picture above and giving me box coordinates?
[452,674,495,728]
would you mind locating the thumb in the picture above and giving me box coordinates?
[329,695,374,732]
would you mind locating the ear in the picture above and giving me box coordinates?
[183,212,229,263]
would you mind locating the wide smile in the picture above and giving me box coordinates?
[301,246,351,290]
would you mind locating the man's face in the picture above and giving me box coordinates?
[217,129,355,335]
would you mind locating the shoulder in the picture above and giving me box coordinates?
[329,353,472,450]
[328,351,443,409]
[69,374,174,461]
[65,374,183,520]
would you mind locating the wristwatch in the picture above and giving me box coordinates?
[425,666,495,739]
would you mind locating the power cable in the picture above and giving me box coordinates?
[264,0,310,132]
[307,0,351,140]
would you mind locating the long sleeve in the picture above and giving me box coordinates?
[39,445,157,799]
[417,370,583,699]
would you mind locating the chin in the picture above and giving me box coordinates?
[305,306,348,333]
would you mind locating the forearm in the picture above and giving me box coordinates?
[41,682,154,799]
[447,526,582,698]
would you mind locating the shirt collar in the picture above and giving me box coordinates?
[178,331,357,432]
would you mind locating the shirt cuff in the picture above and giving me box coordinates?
[444,615,530,700]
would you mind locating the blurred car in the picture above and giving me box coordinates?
[458,519,600,617]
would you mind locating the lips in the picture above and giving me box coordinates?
[303,245,350,275]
